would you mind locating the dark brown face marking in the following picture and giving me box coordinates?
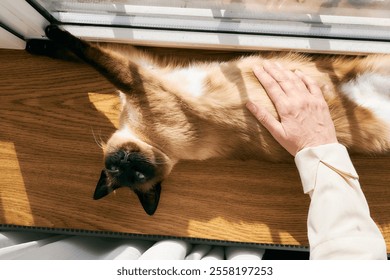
[94,150,162,215]
[104,150,156,187]
[135,182,162,216]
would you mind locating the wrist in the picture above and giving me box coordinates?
[295,137,338,156]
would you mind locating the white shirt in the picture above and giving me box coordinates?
[295,143,387,260]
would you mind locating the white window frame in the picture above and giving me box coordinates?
[1,0,390,54]
[0,0,48,39]
[0,27,26,50]
[62,24,390,55]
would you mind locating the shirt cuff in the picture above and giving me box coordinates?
[294,143,359,195]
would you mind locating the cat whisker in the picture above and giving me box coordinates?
[99,133,107,149]
[91,128,105,150]
[105,168,120,174]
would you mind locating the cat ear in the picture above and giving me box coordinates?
[135,182,162,216]
[93,170,115,200]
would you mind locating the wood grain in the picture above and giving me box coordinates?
[0,49,389,251]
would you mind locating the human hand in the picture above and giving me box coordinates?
[246,61,338,156]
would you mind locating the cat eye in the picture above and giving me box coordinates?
[135,171,146,181]
[105,167,119,174]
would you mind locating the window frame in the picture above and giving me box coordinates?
[1,0,390,54]
[0,26,26,50]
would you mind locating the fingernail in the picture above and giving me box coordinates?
[323,84,331,92]
[246,102,258,113]
[263,60,271,66]
[294,69,303,76]
[275,62,283,68]
[253,66,263,73]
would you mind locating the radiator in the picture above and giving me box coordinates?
[0,231,266,260]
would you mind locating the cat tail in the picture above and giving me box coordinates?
[41,25,146,93]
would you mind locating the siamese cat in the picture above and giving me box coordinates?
[27,25,390,215]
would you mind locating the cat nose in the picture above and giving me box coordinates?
[105,150,127,174]
[104,150,152,187]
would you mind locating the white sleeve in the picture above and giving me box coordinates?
[294,143,387,260]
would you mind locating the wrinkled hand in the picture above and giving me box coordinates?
[246,61,338,156]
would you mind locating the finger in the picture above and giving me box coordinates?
[246,102,284,139]
[264,62,302,97]
[253,65,286,106]
[295,70,322,97]
[284,68,308,93]
[263,61,290,83]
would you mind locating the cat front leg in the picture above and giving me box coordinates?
[45,25,88,56]
[44,25,140,93]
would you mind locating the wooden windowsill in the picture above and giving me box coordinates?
[0,49,389,252]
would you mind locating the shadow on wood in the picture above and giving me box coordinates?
[0,49,389,251]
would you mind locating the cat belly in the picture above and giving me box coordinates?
[164,67,207,98]
[341,72,390,126]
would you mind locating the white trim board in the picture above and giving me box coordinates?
[54,12,390,41]
[0,0,48,40]
[0,27,26,50]
[62,25,390,55]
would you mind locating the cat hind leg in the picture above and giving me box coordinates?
[45,25,88,57]
[42,25,139,92]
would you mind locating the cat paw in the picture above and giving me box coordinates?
[45,25,63,39]
[26,39,59,56]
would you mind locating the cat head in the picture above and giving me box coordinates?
[94,127,174,215]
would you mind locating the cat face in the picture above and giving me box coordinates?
[93,128,174,215]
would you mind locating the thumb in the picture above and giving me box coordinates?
[246,102,283,139]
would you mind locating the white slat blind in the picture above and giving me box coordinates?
[0,231,266,260]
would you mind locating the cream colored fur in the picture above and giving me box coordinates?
[104,48,390,165]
